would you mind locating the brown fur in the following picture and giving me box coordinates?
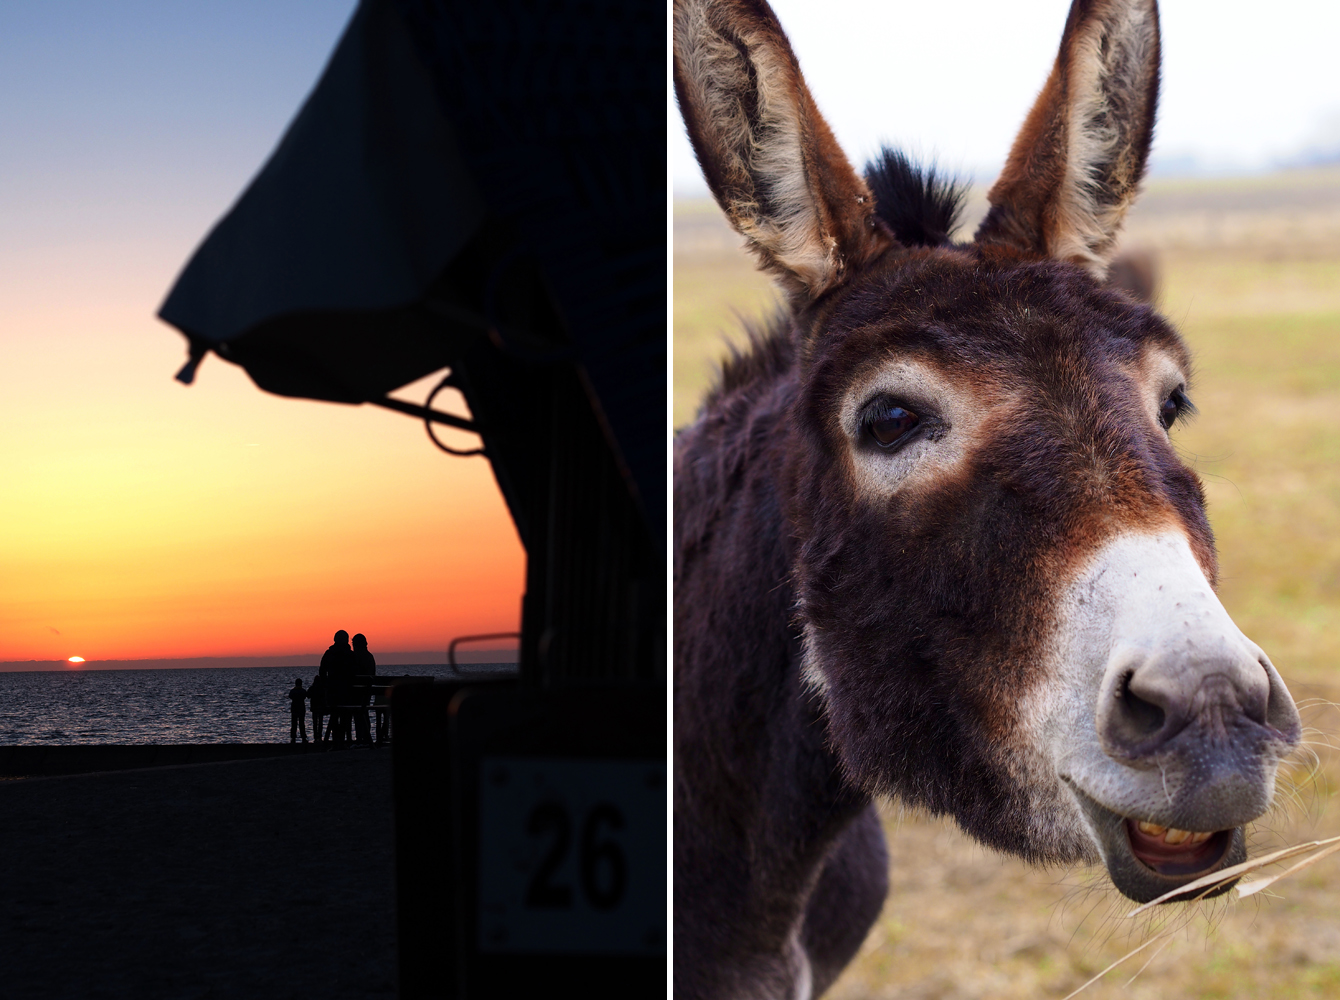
[673,240,1208,997]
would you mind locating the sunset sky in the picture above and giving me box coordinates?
[1,1,524,664]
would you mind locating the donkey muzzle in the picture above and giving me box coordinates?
[1093,646,1300,833]
[1053,531,1302,903]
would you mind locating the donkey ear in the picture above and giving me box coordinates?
[673,0,890,304]
[975,0,1160,277]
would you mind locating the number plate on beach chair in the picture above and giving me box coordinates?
[392,682,664,999]
[476,756,664,954]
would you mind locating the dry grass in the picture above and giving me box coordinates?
[672,167,1340,997]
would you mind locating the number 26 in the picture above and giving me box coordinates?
[524,800,627,911]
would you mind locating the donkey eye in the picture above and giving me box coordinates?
[1159,386,1193,431]
[866,404,921,448]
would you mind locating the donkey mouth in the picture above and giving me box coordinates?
[1125,820,1234,877]
[1069,786,1245,903]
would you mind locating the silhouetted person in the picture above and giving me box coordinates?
[287,678,308,744]
[351,633,376,745]
[321,629,355,746]
[308,674,327,742]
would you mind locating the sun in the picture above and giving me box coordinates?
[67,656,84,664]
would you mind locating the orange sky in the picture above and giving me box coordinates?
[1,236,524,662]
[0,3,527,663]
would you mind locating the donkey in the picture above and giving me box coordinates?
[672,0,1302,996]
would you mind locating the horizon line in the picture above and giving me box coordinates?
[0,650,518,673]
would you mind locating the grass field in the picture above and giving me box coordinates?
[673,167,1340,998]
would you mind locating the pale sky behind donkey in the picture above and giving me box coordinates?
[672,0,1340,195]
[1,0,525,665]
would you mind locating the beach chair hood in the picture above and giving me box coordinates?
[157,0,665,542]
[158,0,486,404]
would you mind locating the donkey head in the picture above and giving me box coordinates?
[674,0,1301,903]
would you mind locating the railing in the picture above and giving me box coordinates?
[447,632,521,674]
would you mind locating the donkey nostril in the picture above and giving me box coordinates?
[1119,671,1166,739]
[1097,665,1184,760]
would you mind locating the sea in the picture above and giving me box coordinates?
[0,664,517,745]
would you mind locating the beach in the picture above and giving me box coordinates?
[0,748,396,998]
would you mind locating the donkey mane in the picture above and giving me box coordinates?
[864,148,967,249]
[706,316,795,410]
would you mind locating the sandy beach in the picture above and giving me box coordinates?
[0,748,396,999]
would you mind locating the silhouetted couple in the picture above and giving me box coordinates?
[315,629,377,746]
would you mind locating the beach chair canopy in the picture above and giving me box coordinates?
[159,0,664,541]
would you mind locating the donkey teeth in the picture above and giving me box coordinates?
[1135,822,1213,845]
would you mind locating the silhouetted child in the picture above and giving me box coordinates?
[287,678,308,744]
